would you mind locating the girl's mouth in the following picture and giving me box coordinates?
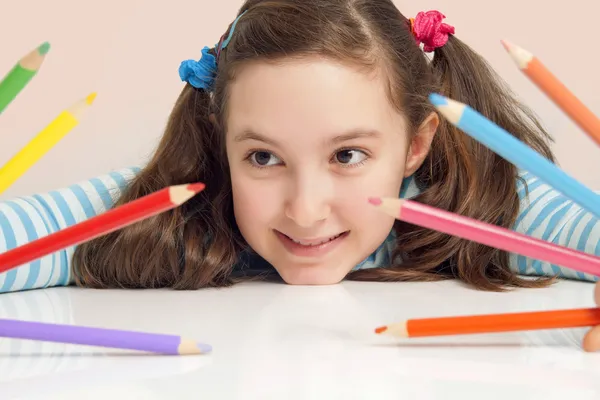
[275,230,350,258]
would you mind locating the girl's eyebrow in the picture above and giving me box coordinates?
[233,128,382,147]
[330,129,382,144]
[233,130,279,146]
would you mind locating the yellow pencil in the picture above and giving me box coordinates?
[0,92,96,194]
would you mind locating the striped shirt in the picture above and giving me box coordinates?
[0,168,598,293]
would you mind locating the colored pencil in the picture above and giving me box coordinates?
[374,307,600,338]
[0,318,211,355]
[429,93,600,221]
[368,197,600,277]
[502,40,600,147]
[0,42,50,114]
[0,183,205,274]
[0,93,97,194]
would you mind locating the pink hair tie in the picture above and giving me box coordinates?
[409,11,455,53]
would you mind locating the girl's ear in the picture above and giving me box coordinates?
[404,112,439,177]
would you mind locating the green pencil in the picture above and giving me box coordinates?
[0,42,50,114]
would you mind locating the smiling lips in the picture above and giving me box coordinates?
[275,230,349,258]
[288,233,344,246]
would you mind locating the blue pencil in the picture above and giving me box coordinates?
[429,93,600,220]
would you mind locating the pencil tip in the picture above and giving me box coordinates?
[500,40,533,67]
[500,39,512,52]
[368,197,382,206]
[375,326,388,334]
[428,93,447,107]
[178,338,213,355]
[86,92,97,105]
[196,342,213,353]
[188,183,206,193]
[38,41,51,55]
[428,94,465,125]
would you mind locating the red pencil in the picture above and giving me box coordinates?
[368,197,600,277]
[375,307,600,338]
[0,183,205,274]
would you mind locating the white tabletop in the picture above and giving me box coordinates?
[1,279,600,399]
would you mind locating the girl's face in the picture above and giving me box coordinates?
[225,58,437,285]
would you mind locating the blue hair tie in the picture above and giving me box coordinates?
[178,47,216,90]
[178,11,247,90]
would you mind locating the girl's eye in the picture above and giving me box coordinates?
[334,149,368,166]
[249,151,282,167]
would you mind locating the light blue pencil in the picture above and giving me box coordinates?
[429,93,600,220]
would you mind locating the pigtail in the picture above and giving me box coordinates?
[398,35,556,290]
[432,36,554,159]
[72,84,244,289]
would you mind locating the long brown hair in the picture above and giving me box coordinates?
[73,0,555,291]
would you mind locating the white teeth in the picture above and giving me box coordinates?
[290,233,342,246]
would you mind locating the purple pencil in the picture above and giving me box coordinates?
[0,318,212,355]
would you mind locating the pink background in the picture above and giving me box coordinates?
[1,0,597,198]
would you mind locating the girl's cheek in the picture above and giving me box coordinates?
[231,175,283,218]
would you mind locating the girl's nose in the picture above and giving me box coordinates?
[284,179,331,228]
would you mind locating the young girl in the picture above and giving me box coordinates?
[2,0,600,335]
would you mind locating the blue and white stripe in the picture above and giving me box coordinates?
[512,171,599,281]
[0,167,598,294]
[0,167,139,293]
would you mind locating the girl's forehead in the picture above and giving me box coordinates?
[225,58,405,141]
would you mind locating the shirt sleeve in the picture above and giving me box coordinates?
[0,167,140,293]
[511,170,600,282]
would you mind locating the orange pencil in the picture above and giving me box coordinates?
[375,307,600,338]
[0,183,205,275]
[502,40,600,146]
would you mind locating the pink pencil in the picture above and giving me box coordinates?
[368,197,600,277]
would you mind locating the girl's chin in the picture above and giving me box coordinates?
[275,265,351,286]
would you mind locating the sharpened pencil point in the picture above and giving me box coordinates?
[368,197,382,206]
[38,42,51,55]
[188,183,206,193]
[500,39,513,52]
[196,342,212,353]
[177,338,212,355]
[375,326,387,334]
[500,39,533,68]
[86,92,97,105]
[428,93,447,107]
